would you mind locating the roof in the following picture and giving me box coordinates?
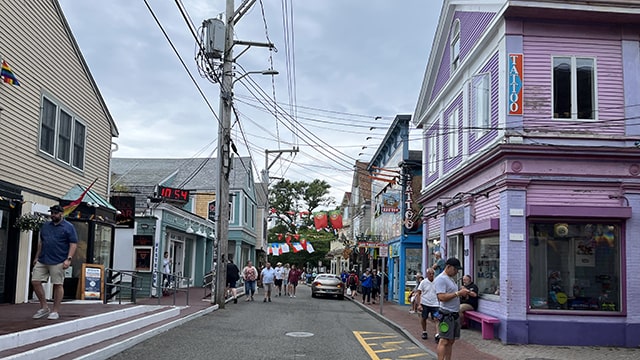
[62,184,116,210]
[110,157,253,191]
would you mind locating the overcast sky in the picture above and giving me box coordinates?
[58,0,445,204]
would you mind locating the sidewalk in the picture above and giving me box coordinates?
[351,296,640,360]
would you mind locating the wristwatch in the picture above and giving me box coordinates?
[67,257,72,261]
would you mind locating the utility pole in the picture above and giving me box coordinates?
[261,148,299,245]
[213,0,275,307]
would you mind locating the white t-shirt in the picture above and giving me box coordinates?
[163,257,171,273]
[434,273,460,312]
[417,277,439,307]
[275,266,284,280]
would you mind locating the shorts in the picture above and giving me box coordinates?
[32,261,65,285]
[274,279,283,287]
[421,305,439,320]
[438,310,461,340]
[263,283,273,292]
[290,281,298,287]
[226,280,237,288]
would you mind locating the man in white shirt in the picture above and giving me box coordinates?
[274,262,284,296]
[416,268,439,340]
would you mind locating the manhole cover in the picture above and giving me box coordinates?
[285,332,314,338]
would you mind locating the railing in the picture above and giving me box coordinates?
[155,270,191,306]
[203,271,215,299]
[104,269,143,304]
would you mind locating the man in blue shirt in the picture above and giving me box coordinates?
[260,262,277,302]
[31,205,78,320]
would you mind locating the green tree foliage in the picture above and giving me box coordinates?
[267,227,335,271]
[269,179,334,231]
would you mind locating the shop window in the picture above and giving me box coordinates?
[529,221,620,312]
[474,236,499,299]
[447,234,463,263]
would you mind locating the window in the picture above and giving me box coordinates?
[472,73,490,134]
[529,221,620,312]
[244,195,248,223]
[553,57,596,120]
[428,135,437,176]
[448,234,464,262]
[450,20,461,72]
[474,235,499,299]
[39,95,86,170]
[447,109,459,159]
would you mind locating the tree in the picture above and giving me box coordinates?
[269,179,334,231]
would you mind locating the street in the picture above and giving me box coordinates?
[107,285,434,359]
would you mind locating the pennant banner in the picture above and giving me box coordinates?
[329,210,343,229]
[313,211,328,230]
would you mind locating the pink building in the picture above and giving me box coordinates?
[413,0,640,347]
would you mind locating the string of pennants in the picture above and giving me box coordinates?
[268,233,315,256]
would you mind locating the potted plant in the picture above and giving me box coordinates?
[14,213,46,232]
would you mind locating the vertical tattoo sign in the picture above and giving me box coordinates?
[508,54,523,115]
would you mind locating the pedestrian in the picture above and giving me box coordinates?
[341,270,348,283]
[242,260,258,301]
[432,251,445,276]
[416,268,439,340]
[31,205,78,320]
[459,274,479,328]
[287,264,302,297]
[274,262,284,296]
[162,251,172,287]
[282,263,290,296]
[226,259,240,304]
[434,257,470,360]
[360,268,373,304]
[371,269,381,304]
[347,270,359,299]
[260,262,276,302]
[408,273,424,313]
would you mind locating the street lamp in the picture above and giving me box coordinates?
[233,69,279,84]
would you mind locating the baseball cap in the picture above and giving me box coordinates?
[49,205,64,213]
[445,257,462,270]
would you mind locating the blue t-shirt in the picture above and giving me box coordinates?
[361,273,373,288]
[261,267,276,284]
[39,219,78,265]
[434,258,445,276]
[434,273,460,312]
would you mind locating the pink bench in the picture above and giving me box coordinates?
[464,310,499,340]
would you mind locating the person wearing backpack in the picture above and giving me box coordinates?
[347,269,359,299]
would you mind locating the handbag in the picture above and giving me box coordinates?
[346,288,352,296]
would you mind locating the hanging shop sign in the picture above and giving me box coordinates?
[508,53,523,115]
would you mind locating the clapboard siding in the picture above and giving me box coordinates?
[0,0,114,197]
[523,23,625,135]
[473,195,500,222]
[526,184,621,207]
[427,216,441,239]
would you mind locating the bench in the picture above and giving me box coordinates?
[463,310,499,340]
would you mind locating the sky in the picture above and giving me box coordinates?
[58,0,445,205]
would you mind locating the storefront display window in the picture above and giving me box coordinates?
[529,221,620,312]
[474,235,499,299]
[405,248,422,290]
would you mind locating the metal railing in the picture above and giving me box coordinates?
[155,270,191,306]
[104,269,143,304]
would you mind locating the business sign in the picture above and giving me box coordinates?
[508,53,523,115]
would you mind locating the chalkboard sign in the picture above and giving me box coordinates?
[80,263,104,300]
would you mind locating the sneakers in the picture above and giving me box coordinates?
[268,298,272,302]
[434,333,440,343]
[32,308,50,319]
[234,298,238,304]
[47,312,59,320]
[421,332,428,340]
[263,298,267,302]
[409,310,416,314]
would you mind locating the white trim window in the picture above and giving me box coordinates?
[39,96,86,170]
[553,56,596,120]
[448,108,459,159]
[472,73,491,135]
[450,19,461,72]
[428,134,437,176]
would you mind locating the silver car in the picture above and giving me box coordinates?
[311,274,345,300]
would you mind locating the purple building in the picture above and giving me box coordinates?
[413,0,640,347]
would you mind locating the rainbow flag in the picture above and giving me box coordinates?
[1,60,20,86]
[63,178,98,217]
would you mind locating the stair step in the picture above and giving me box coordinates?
[0,305,179,360]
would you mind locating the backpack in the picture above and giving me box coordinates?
[348,274,358,286]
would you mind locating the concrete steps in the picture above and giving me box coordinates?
[0,305,186,360]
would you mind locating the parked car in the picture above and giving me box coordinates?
[311,274,345,300]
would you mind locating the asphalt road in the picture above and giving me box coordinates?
[107,285,434,359]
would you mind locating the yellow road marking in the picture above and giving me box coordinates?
[354,331,432,359]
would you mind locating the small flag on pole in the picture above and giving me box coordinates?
[1,60,20,86]
[63,178,98,217]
